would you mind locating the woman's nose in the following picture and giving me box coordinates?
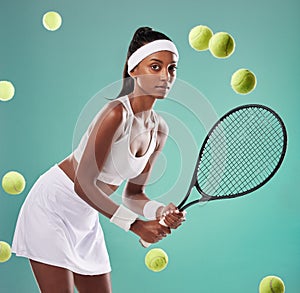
[160,68,169,80]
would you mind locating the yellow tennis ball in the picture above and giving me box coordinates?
[145,248,168,272]
[188,25,213,51]
[0,241,12,263]
[231,68,257,94]
[259,276,285,293]
[209,32,235,58]
[2,171,26,195]
[0,81,15,101]
[42,11,62,31]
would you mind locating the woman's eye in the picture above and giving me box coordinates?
[169,65,177,71]
[151,64,160,70]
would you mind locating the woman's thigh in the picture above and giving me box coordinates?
[73,272,112,293]
[29,259,74,293]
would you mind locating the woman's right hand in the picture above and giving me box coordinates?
[130,219,171,244]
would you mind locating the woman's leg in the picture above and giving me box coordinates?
[29,259,75,293]
[73,272,112,293]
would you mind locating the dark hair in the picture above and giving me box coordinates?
[116,26,172,98]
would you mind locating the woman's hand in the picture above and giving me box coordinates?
[130,219,171,244]
[159,203,186,229]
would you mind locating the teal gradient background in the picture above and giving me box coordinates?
[0,0,299,292]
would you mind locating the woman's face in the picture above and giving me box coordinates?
[130,50,178,98]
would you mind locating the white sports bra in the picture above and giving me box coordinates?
[73,95,159,185]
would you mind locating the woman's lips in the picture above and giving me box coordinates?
[155,86,169,90]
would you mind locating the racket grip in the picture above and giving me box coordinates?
[139,218,167,248]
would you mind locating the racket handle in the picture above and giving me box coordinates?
[139,218,167,248]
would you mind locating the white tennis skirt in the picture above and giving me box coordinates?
[12,164,111,275]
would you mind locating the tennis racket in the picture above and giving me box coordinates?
[140,104,287,247]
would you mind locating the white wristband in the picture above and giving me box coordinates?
[143,200,165,220]
[110,205,138,232]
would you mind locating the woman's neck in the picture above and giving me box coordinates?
[127,92,156,116]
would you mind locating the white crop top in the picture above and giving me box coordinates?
[73,95,159,185]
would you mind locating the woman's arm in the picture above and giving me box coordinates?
[123,115,185,229]
[73,100,125,218]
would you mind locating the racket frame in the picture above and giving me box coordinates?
[177,104,287,211]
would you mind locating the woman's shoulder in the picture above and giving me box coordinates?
[153,112,169,150]
[91,98,128,134]
[154,112,169,135]
[100,98,128,122]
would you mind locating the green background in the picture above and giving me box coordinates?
[1,0,299,292]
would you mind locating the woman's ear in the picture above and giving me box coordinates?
[129,67,138,78]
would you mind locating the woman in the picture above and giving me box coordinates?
[12,26,185,293]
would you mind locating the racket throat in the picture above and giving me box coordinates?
[180,197,210,211]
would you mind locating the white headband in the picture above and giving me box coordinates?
[127,39,179,74]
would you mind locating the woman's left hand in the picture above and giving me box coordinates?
[159,203,186,229]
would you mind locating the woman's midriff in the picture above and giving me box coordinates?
[57,154,119,196]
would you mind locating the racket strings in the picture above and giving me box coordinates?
[197,107,285,196]
[219,111,282,192]
[223,117,282,180]
[218,111,283,192]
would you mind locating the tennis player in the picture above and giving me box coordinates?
[12,26,185,293]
